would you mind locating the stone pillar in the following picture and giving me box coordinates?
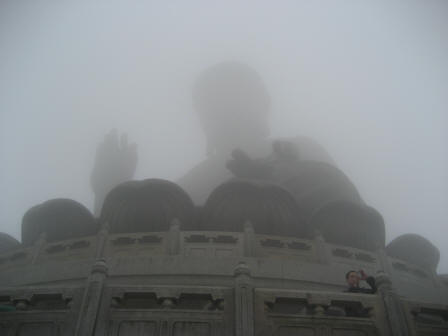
[376,245,394,276]
[376,271,411,336]
[74,259,108,336]
[313,230,331,264]
[31,232,47,264]
[234,262,254,336]
[168,218,181,255]
[243,221,255,257]
[75,222,110,336]
[95,221,109,259]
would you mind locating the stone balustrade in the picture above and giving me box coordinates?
[0,227,441,288]
[0,226,447,335]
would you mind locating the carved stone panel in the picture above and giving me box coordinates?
[275,326,315,335]
[96,285,233,336]
[172,321,211,336]
[117,321,157,336]
[16,322,56,336]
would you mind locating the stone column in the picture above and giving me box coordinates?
[75,222,110,336]
[74,259,108,336]
[313,230,331,264]
[243,221,255,257]
[95,221,109,259]
[376,245,394,276]
[376,271,411,336]
[234,262,254,336]
[31,232,47,264]
[168,218,181,255]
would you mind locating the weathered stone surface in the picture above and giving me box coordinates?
[101,179,195,233]
[21,199,97,246]
[386,233,440,271]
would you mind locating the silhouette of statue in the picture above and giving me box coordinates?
[176,62,338,205]
[91,62,356,214]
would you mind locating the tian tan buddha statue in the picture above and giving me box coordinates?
[90,61,376,246]
[2,62,444,336]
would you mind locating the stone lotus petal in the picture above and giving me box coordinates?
[201,179,308,238]
[100,179,195,233]
[278,161,363,222]
[0,233,20,253]
[21,198,97,246]
[386,233,440,271]
[309,200,385,251]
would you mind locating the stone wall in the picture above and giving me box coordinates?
[0,225,447,335]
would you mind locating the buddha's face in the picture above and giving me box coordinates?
[194,62,270,153]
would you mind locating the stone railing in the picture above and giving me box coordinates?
[180,231,244,257]
[253,233,317,261]
[0,245,34,270]
[105,231,169,256]
[0,222,438,289]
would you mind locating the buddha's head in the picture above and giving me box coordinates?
[193,62,270,155]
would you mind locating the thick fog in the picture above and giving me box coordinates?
[1,1,447,272]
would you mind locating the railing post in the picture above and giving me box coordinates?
[376,244,393,276]
[234,261,254,336]
[313,230,331,264]
[168,218,181,255]
[243,221,255,257]
[376,271,411,336]
[31,232,47,264]
[95,221,109,259]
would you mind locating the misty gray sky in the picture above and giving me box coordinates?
[1,1,447,272]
